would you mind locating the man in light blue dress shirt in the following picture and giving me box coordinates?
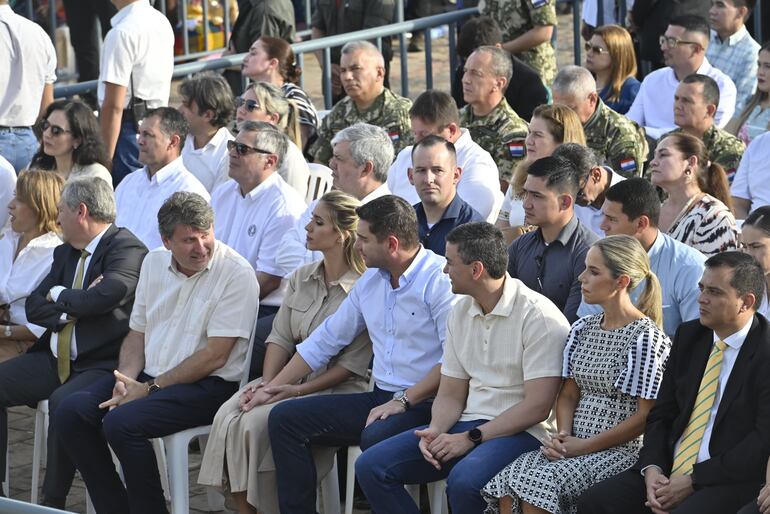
[577,178,705,336]
[266,195,457,513]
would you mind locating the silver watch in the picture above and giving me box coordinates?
[3,325,11,338]
[393,390,411,410]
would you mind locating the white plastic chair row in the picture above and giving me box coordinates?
[305,163,333,204]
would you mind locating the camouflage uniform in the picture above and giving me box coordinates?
[667,125,746,183]
[481,0,558,86]
[309,88,413,165]
[460,98,528,182]
[583,99,648,178]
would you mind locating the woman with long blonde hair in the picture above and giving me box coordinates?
[585,25,640,115]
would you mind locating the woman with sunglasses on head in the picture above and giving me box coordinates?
[740,205,770,318]
[198,190,371,514]
[584,25,640,115]
[29,100,113,187]
[0,170,63,362]
[727,42,770,145]
[241,36,320,151]
[235,82,310,199]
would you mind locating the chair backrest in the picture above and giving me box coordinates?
[239,315,260,387]
[305,163,333,204]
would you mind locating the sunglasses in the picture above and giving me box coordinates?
[235,97,260,112]
[584,43,608,55]
[659,35,702,50]
[227,140,273,156]
[40,120,71,136]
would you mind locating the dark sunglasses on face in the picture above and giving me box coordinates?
[40,120,71,136]
[226,140,273,156]
[235,97,260,112]
[584,42,608,55]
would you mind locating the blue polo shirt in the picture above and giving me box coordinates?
[414,194,484,256]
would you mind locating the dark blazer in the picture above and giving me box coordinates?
[635,315,770,487]
[25,225,148,372]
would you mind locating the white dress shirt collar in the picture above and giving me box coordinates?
[713,315,753,349]
[239,171,281,200]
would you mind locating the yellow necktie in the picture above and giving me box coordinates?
[56,249,90,383]
[670,339,728,476]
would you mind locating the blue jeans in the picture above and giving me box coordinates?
[54,372,237,514]
[112,117,141,186]
[356,420,541,514]
[0,127,37,172]
[268,387,433,514]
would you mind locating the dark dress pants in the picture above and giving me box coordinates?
[54,372,237,514]
[0,351,110,501]
[62,0,117,83]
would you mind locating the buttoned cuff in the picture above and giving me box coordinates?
[49,286,66,302]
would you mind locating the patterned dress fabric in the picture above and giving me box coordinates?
[667,194,738,257]
[482,314,671,514]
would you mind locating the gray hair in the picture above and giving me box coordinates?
[473,46,513,86]
[552,65,597,100]
[331,122,394,183]
[62,178,116,223]
[340,41,385,67]
[237,120,289,168]
[157,192,214,240]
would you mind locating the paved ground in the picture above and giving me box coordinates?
[11,9,582,514]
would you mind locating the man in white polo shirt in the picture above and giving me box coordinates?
[211,121,305,318]
[387,90,502,222]
[0,0,56,172]
[98,0,174,185]
[179,72,235,193]
[115,108,209,250]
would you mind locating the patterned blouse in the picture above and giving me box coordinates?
[281,82,319,130]
[667,194,738,256]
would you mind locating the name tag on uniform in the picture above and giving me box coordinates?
[508,142,525,157]
[389,131,400,143]
[531,0,548,8]
[619,158,637,173]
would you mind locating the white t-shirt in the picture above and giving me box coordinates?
[0,5,56,126]
[97,0,174,109]
[498,187,526,227]
[387,129,503,222]
[731,131,770,212]
[0,156,16,231]
[114,157,210,250]
[181,127,234,193]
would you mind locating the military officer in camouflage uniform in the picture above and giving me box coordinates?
[459,46,529,188]
[309,41,413,165]
[480,0,558,86]
[667,74,745,181]
[552,66,648,178]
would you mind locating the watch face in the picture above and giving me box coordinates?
[393,390,405,400]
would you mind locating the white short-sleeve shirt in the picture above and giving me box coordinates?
[0,5,56,126]
[97,0,174,109]
[114,157,210,250]
[731,131,770,212]
[181,127,234,193]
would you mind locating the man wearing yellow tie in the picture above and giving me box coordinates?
[578,251,770,514]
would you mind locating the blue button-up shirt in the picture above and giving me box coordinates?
[706,27,761,113]
[415,194,484,256]
[296,246,457,392]
[578,231,705,336]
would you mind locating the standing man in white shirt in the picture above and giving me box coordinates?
[211,121,305,318]
[0,0,56,172]
[178,72,235,193]
[627,15,738,140]
[387,90,503,223]
[98,0,174,186]
[115,108,209,251]
[267,195,457,513]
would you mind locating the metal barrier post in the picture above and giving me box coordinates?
[425,28,433,90]
[306,0,313,27]
[181,0,190,57]
[323,47,333,110]
[397,0,408,98]
[202,0,210,52]
[297,52,305,89]
[572,0,581,64]
[596,0,604,27]
[619,0,627,27]
[754,1,763,43]
[448,22,458,80]
[47,0,55,44]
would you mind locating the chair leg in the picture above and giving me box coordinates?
[319,456,340,514]
[2,448,8,497]
[31,402,48,504]
[344,446,362,514]
[428,480,447,514]
[151,438,171,501]
[164,435,192,514]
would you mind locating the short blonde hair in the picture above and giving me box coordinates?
[318,190,366,275]
[246,81,302,148]
[15,170,64,234]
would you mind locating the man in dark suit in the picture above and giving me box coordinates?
[0,178,147,507]
[578,251,770,514]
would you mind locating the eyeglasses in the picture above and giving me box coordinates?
[40,120,71,136]
[234,97,260,112]
[584,43,608,55]
[226,140,273,156]
[659,35,702,50]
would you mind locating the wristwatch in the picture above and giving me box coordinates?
[146,379,161,394]
[392,390,411,410]
[468,427,483,447]
[3,325,11,338]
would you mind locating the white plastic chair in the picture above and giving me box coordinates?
[305,164,333,204]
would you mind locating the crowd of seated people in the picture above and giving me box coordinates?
[4,0,770,513]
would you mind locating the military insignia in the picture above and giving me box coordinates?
[247,224,257,237]
[531,0,547,7]
[508,142,525,157]
[619,158,637,174]
[388,131,400,143]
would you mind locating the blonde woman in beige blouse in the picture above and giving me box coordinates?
[198,190,372,514]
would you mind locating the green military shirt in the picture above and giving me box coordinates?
[460,97,528,182]
[666,125,745,182]
[481,0,558,86]
[309,88,413,165]
[583,99,648,178]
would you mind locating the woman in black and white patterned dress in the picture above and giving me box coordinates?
[482,235,672,514]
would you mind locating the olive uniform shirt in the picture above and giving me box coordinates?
[667,125,745,182]
[584,99,649,178]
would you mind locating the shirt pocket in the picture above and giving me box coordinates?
[182,298,214,341]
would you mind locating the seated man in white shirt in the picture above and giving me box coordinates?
[731,131,770,218]
[178,72,235,193]
[114,107,209,250]
[211,121,306,318]
[627,14,737,140]
[387,90,502,222]
[266,195,457,513]
[54,192,259,514]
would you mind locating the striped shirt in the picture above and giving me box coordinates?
[282,82,319,130]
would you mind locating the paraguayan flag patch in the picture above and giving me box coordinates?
[619,158,637,173]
